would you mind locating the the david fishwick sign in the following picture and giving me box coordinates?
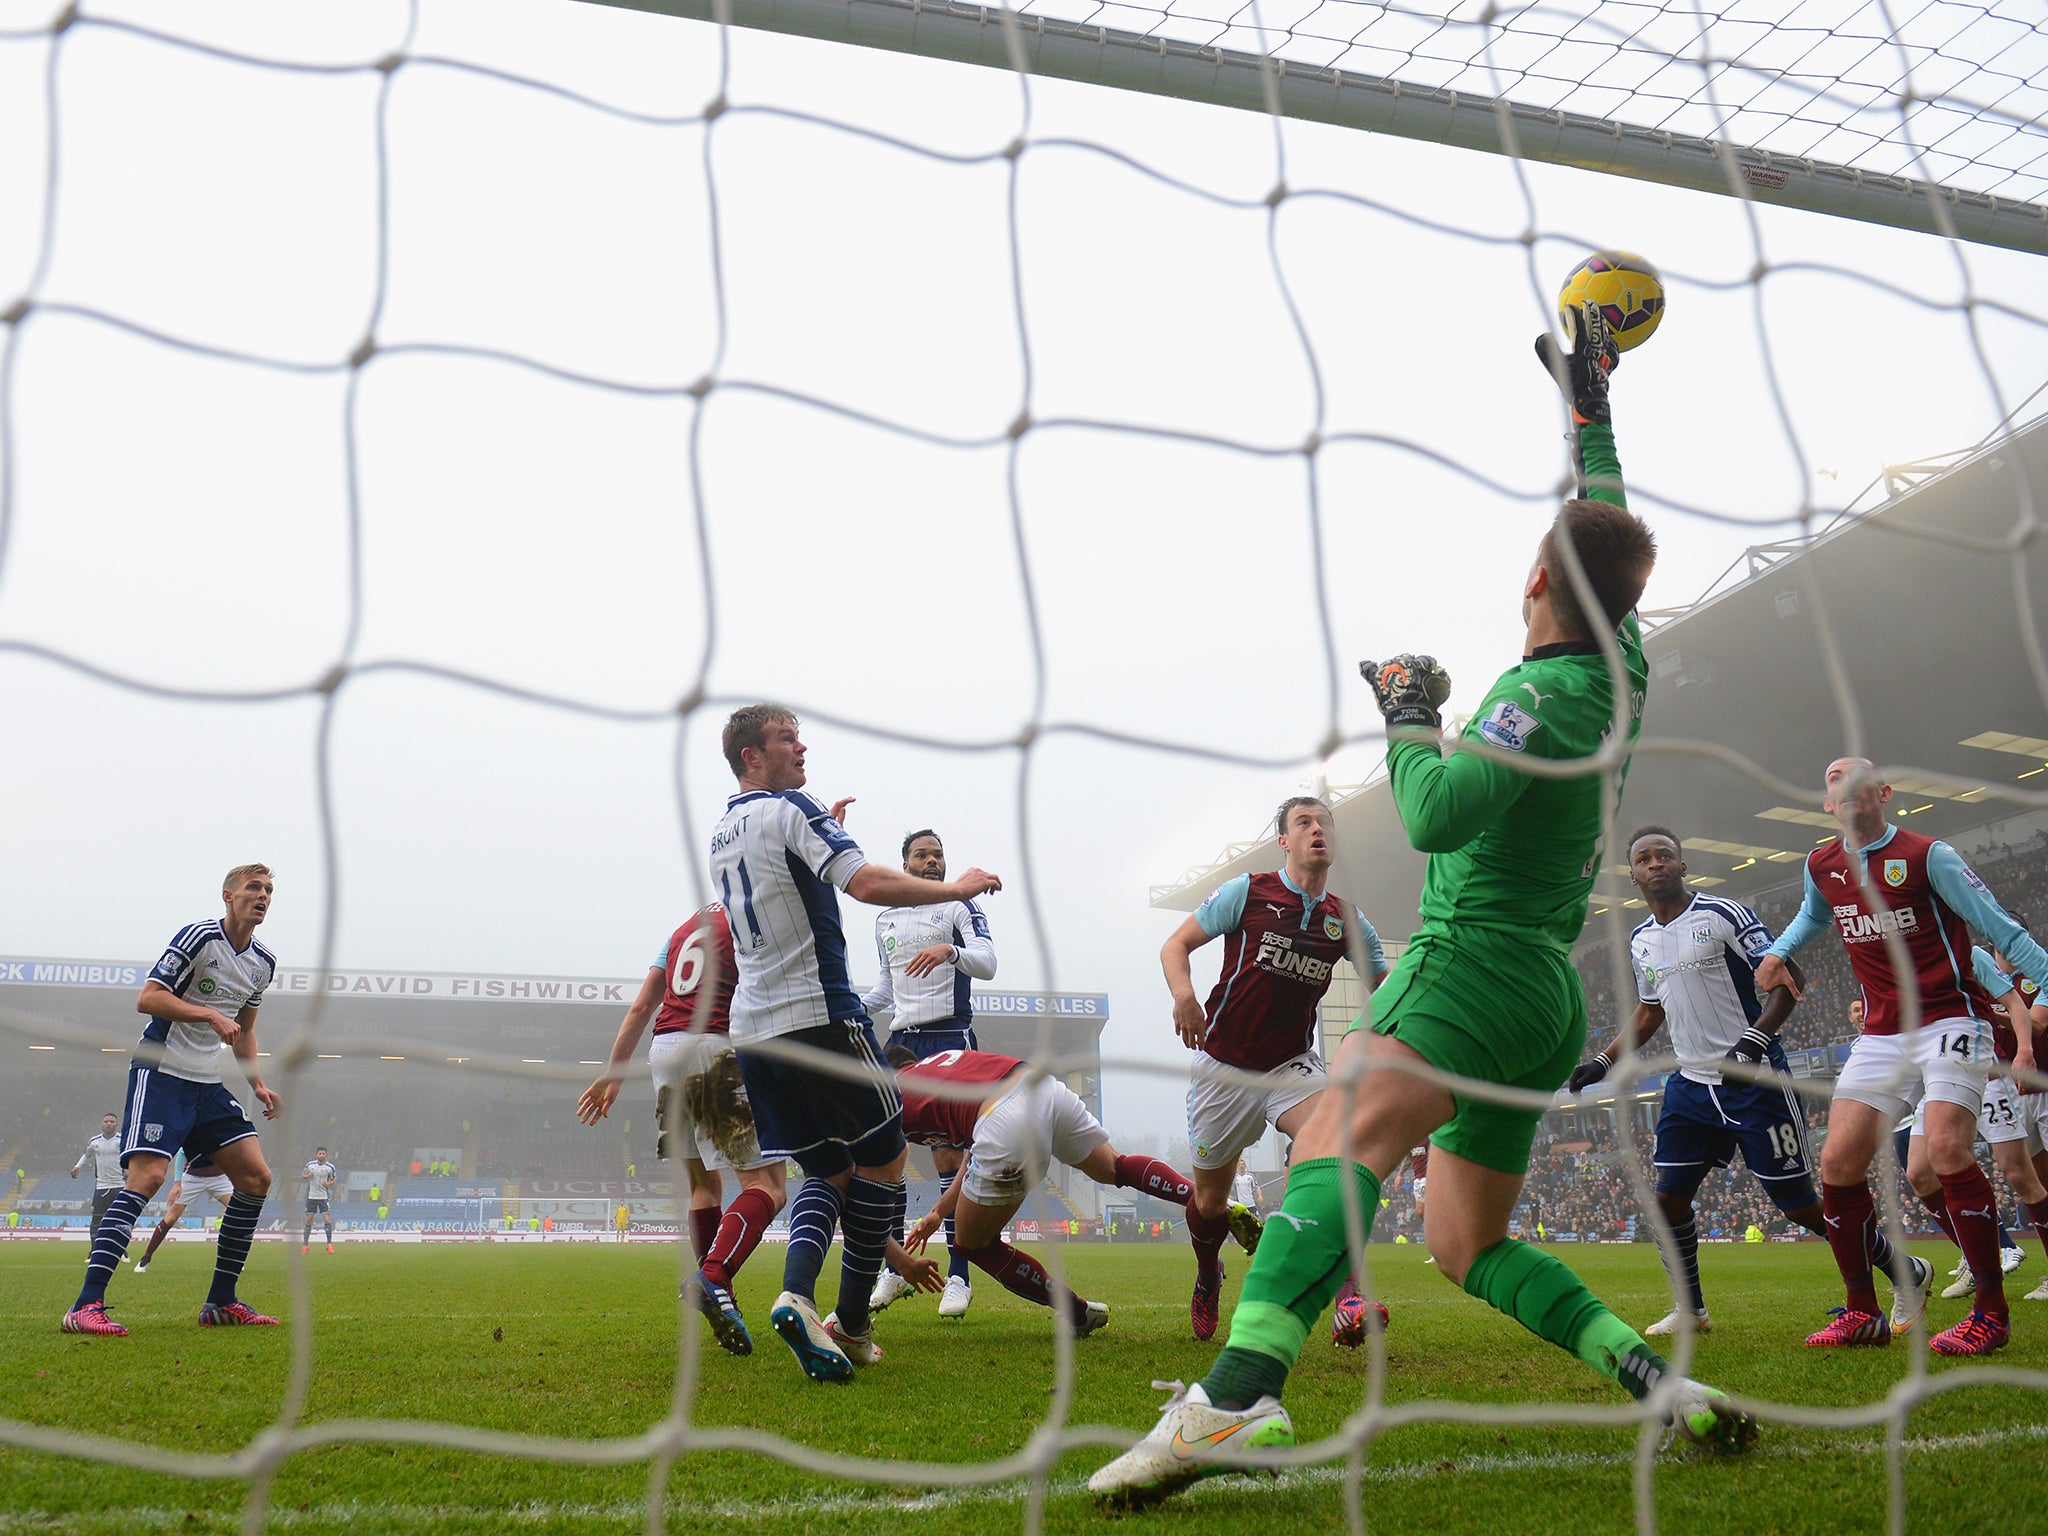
[0,958,1106,1015]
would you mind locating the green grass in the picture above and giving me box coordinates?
[2,1239,2044,1534]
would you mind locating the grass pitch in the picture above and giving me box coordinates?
[2,1238,2044,1535]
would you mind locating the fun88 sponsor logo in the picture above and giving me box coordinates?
[1255,932,1333,986]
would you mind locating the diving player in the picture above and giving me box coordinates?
[301,1147,338,1253]
[131,1149,236,1273]
[1568,827,1929,1333]
[1757,759,2048,1355]
[712,704,999,1382]
[61,864,284,1336]
[864,828,997,1318]
[894,1044,1199,1336]
[1090,305,1754,1506]
[1163,795,1388,1340]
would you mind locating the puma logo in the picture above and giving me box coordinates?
[1268,1212,1321,1233]
[1829,871,1849,884]
[1519,683,1552,708]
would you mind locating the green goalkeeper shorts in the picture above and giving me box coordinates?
[1353,930,1585,1176]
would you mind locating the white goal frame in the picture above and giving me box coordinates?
[582,0,2048,255]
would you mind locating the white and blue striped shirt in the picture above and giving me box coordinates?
[710,790,870,1042]
[139,920,276,1083]
[862,898,996,1029]
[1631,893,1773,1086]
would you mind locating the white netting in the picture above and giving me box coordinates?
[2,2,2046,1535]
[913,0,2048,204]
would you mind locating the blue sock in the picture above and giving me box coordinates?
[1868,1226,1900,1279]
[207,1190,265,1307]
[834,1176,899,1335]
[782,1177,843,1301]
[940,1170,971,1282]
[75,1189,147,1309]
[1665,1215,1704,1311]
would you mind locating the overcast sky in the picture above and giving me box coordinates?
[1,0,2044,1143]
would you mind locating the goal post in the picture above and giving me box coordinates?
[580,0,2048,256]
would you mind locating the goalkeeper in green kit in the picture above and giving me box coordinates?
[1090,305,1757,1506]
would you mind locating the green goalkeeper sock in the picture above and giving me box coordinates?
[1462,1237,1669,1401]
[1203,1158,1379,1397]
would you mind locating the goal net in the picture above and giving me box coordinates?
[1,0,2045,1533]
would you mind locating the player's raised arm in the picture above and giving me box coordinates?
[843,862,998,909]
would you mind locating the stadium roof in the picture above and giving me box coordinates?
[1152,411,2048,938]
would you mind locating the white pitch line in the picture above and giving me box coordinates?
[4,1421,2045,1530]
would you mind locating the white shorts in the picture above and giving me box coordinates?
[960,1075,1108,1207]
[176,1171,234,1207]
[648,1031,776,1173]
[1833,1021,1993,1123]
[1187,1050,1325,1171]
[1413,1176,1427,1201]
[1979,1075,2048,1153]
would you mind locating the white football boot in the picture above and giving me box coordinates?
[869,1268,914,1313]
[938,1275,972,1318]
[1075,1300,1110,1337]
[1088,1381,1293,1507]
[1644,1308,1710,1338]
[2023,1273,2048,1301]
[822,1311,883,1366]
[2000,1243,2026,1276]
[1941,1259,1977,1300]
[1889,1254,1933,1332]
[768,1291,853,1384]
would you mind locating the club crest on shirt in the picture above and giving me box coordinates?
[1478,699,1541,752]
[1692,924,1713,945]
[1883,859,1908,888]
[1323,915,1343,941]
[144,1123,163,1143]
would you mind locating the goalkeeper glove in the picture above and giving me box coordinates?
[1534,301,1617,428]
[1359,654,1452,732]
[1724,1028,1775,1070]
[1567,1053,1612,1094]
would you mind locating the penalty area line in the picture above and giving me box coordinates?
[3,1421,2044,1529]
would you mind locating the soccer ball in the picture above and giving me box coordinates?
[1557,251,1665,352]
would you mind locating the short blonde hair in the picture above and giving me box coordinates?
[223,863,274,895]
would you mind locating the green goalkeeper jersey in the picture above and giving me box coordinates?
[1386,422,1646,956]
